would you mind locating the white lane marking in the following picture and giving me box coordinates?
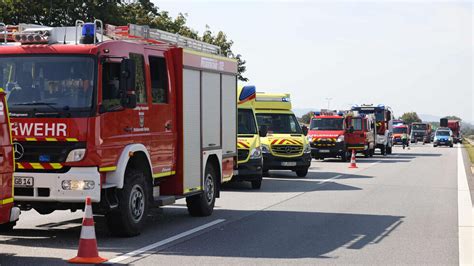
[457,144,473,265]
[107,219,225,264]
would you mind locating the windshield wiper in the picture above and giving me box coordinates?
[13,102,61,114]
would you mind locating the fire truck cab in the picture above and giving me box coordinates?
[254,92,311,177]
[0,88,19,231]
[0,21,238,236]
[234,85,264,189]
[344,112,376,157]
[307,110,349,162]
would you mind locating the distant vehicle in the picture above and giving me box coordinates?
[0,89,20,231]
[307,110,349,162]
[433,128,454,147]
[440,118,462,144]
[392,124,410,146]
[234,86,264,189]
[344,112,376,157]
[410,122,432,144]
[255,92,311,177]
[351,104,394,155]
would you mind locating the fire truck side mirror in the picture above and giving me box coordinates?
[301,125,308,136]
[259,125,268,138]
[120,59,137,108]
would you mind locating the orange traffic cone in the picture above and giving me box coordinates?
[348,150,358,168]
[68,197,107,264]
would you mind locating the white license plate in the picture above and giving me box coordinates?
[14,176,34,188]
[281,162,297,166]
[440,142,445,144]
[319,150,330,153]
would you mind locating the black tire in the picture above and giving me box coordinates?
[106,169,150,237]
[251,178,262,190]
[340,151,349,162]
[450,144,453,148]
[296,168,309,177]
[186,163,217,217]
[0,221,15,232]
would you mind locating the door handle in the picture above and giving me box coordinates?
[165,123,172,130]
[124,126,133,132]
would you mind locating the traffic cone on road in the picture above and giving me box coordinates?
[68,197,107,264]
[348,150,358,168]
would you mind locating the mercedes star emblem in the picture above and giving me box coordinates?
[13,142,24,160]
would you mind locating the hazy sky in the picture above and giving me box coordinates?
[155,0,473,122]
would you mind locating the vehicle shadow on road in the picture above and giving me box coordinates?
[0,254,69,265]
[156,209,405,260]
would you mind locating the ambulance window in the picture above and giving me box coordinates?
[101,62,122,111]
[149,56,168,103]
[129,53,147,104]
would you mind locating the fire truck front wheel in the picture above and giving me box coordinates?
[0,222,15,232]
[106,169,150,237]
[186,163,217,217]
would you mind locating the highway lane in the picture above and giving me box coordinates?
[0,143,467,265]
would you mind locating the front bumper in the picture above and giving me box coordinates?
[233,158,263,181]
[310,142,346,158]
[263,153,312,171]
[434,140,452,146]
[14,167,101,203]
[346,143,367,151]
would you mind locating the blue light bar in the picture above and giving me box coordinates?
[82,23,95,37]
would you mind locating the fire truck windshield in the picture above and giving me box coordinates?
[309,118,343,130]
[0,56,95,115]
[393,127,407,134]
[256,113,302,134]
[412,124,427,130]
[238,109,257,134]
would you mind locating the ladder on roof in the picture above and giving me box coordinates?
[106,24,221,55]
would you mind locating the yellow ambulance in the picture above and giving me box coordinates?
[233,86,265,189]
[254,92,311,177]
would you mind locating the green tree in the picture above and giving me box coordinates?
[400,112,422,125]
[0,0,247,80]
[300,111,315,125]
[443,115,462,121]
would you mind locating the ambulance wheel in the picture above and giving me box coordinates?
[106,169,150,237]
[187,163,216,217]
[0,221,15,232]
[296,168,309,177]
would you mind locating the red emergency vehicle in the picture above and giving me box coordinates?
[392,124,410,146]
[0,21,238,236]
[308,110,350,161]
[0,88,19,231]
[344,112,376,157]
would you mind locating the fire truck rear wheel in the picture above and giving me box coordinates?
[186,163,217,217]
[106,169,150,237]
[0,221,15,232]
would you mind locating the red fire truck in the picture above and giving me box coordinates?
[344,112,376,157]
[0,21,238,236]
[0,88,20,231]
[308,110,350,161]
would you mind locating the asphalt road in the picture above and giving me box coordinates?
[0,143,471,265]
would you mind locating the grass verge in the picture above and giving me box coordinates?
[463,137,474,164]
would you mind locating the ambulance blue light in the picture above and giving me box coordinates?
[239,85,256,101]
[314,111,321,116]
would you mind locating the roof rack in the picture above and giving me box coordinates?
[106,23,221,55]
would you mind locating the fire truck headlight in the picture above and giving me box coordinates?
[261,144,270,154]
[66,149,86,162]
[249,147,262,159]
[337,135,345,142]
[61,180,95,191]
